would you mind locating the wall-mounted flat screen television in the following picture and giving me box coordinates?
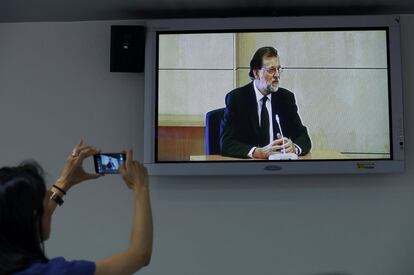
[143,15,405,175]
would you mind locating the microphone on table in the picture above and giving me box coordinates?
[275,115,286,154]
[268,114,298,160]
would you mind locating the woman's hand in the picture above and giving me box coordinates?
[119,149,148,191]
[56,139,101,191]
[95,148,152,275]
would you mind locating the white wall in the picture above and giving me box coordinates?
[0,16,414,275]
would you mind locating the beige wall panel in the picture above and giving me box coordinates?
[237,31,387,68]
[158,70,233,124]
[236,69,252,87]
[159,33,234,69]
[237,68,389,153]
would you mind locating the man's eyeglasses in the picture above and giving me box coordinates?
[262,66,284,75]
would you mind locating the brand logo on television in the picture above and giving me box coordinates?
[357,163,375,169]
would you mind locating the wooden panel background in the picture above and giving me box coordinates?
[157,126,205,161]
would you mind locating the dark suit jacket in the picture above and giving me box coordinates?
[220,82,311,158]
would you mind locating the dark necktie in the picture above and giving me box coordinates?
[260,96,270,146]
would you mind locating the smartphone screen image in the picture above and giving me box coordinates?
[94,153,126,174]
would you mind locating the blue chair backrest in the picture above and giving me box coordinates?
[205,108,225,155]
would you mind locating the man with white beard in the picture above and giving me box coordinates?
[220,46,311,159]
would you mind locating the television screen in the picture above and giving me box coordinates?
[144,16,404,175]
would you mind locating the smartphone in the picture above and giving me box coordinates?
[93,153,126,174]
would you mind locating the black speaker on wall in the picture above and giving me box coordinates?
[110,25,145,73]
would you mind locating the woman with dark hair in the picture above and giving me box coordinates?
[0,140,153,275]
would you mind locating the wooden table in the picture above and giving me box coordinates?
[190,149,348,161]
